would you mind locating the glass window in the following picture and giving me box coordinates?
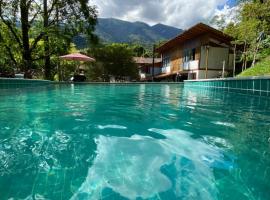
[163,56,170,68]
[183,48,196,62]
[191,48,196,60]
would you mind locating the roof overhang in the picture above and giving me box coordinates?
[156,23,233,53]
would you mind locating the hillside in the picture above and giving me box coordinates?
[238,56,270,77]
[74,18,182,48]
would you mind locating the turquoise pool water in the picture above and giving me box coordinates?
[0,84,269,200]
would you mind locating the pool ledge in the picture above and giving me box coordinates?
[185,75,270,82]
[0,78,51,89]
[184,76,270,97]
[52,82,183,85]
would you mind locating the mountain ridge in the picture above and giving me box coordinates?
[96,18,183,43]
[74,18,183,48]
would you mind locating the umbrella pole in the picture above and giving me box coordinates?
[76,61,80,74]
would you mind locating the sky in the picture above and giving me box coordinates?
[91,0,238,29]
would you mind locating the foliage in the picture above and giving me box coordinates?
[238,56,270,76]
[212,0,270,74]
[0,22,22,65]
[0,0,97,79]
[131,45,147,57]
[87,43,139,81]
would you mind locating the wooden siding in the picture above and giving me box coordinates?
[160,34,232,73]
[156,23,232,53]
[163,37,202,72]
[170,48,182,72]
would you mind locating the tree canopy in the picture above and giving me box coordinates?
[0,0,98,79]
[86,43,139,82]
[211,0,270,71]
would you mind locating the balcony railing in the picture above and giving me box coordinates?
[183,60,199,70]
[161,66,171,74]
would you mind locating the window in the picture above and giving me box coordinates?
[191,48,196,60]
[183,48,196,62]
[184,49,190,62]
[162,56,170,68]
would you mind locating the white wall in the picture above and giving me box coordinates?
[183,60,199,70]
[161,66,170,74]
[200,47,230,70]
[228,54,234,69]
[188,70,223,80]
[197,70,223,79]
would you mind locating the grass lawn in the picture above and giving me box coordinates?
[238,56,270,77]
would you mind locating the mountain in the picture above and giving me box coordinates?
[96,18,182,43]
[73,18,183,48]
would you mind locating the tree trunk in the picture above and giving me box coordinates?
[252,39,261,68]
[43,0,51,80]
[152,44,155,82]
[233,44,236,77]
[20,0,32,78]
[242,40,247,72]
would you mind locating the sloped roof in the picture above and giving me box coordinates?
[156,23,233,53]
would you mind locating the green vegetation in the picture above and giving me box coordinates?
[94,18,181,45]
[56,43,141,82]
[84,43,138,81]
[238,56,270,77]
[212,0,270,76]
[0,0,98,80]
[0,1,156,81]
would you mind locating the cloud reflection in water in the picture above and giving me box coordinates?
[71,128,233,200]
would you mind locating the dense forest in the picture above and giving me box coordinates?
[74,18,182,48]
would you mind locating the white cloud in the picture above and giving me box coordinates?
[213,4,241,27]
[91,0,231,28]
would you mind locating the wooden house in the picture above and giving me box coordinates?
[155,23,234,81]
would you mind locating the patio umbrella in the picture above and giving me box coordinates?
[59,53,95,81]
[60,53,95,62]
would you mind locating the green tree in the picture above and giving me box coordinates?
[210,0,270,71]
[88,43,139,81]
[0,22,20,68]
[131,44,146,57]
[0,0,98,79]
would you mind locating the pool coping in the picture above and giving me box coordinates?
[184,76,270,97]
[184,75,270,82]
[52,82,183,84]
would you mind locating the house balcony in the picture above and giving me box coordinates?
[161,66,171,74]
[183,60,199,71]
[140,73,146,79]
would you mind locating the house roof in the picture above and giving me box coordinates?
[156,23,233,53]
[134,57,162,64]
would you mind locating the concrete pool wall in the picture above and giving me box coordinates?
[184,76,270,97]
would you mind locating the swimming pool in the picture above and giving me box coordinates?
[0,84,269,200]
